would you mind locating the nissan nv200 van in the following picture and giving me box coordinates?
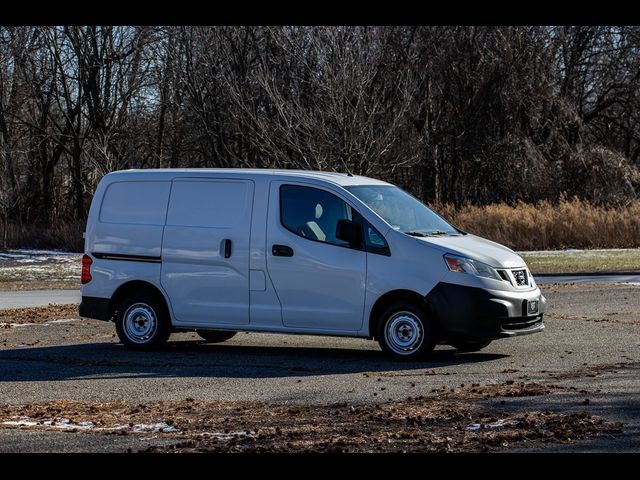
[79,169,545,360]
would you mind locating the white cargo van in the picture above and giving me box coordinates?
[80,169,545,360]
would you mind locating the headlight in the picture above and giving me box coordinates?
[444,254,503,281]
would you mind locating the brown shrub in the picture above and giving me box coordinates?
[3,198,640,252]
[434,197,640,250]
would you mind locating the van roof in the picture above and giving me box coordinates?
[104,168,392,187]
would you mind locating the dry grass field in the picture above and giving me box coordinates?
[438,197,640,251]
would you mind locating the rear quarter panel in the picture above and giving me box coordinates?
[81,175,170,300]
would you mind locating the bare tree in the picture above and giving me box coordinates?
[1,25,640,249]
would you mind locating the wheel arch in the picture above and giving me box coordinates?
[368,289,436,339]
[108,280,171,323]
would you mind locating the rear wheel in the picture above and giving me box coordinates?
[377,303,436,361]
[196,330,237,343]
[451,340,492,352]
[115,293,171,351]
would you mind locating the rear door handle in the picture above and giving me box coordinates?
[272,244,294,257]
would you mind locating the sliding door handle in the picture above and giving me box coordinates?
[222,239,232,258]
[272,244,294,257]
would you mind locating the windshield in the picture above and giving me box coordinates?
[346,185,460,236]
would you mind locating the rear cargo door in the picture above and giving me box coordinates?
[161,178,254,326]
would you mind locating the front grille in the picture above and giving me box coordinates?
[511,269,528,286]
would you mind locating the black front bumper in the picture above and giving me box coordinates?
[79,296,110,321]
[425,282,545,342]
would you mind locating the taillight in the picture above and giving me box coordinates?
[81,254,92,284]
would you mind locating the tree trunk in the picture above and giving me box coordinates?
[72,145,84,219]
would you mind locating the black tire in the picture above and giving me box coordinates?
[451,340,492,353]
[376,302,436,361]
[196,330,237,343]
[115,292,171,351]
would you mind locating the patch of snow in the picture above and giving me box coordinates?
[3,419,43,427]
[0,250,81,284]
[7,249,78,256]
[2,417,180,434]
[487,419,512,429]
[465,419,513,431]
[130,422,180,433]
[199,430,257,441]
[3,417,94,430]
[0,320,76,328]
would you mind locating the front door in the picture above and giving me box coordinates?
[266,182,367,331]
[161,178,254,326]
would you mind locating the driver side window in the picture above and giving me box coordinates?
[280,185,353,247]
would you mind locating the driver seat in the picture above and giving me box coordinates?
[298,203,326,241]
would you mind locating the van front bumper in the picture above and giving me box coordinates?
[424,282,546,341]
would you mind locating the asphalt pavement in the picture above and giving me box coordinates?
[0,289,81,309]
[0,283,639,452]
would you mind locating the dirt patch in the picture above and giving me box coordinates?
[453,381,576,399]
[0,386,622,453]
[0,304,79,326]
[547,363,627,380]
[539,283,637,292]
[589,317,640,326]
[546,312,588,320]
[145,402,620,453]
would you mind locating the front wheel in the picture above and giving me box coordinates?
[115,293,171,351]
[377,303,436,361]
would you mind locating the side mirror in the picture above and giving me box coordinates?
[336,219,362,247]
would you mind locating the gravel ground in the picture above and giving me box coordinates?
[0,283,638,452]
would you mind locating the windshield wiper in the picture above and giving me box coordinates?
[404,230,451,237]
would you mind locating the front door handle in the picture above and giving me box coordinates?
[272,244,294,257]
